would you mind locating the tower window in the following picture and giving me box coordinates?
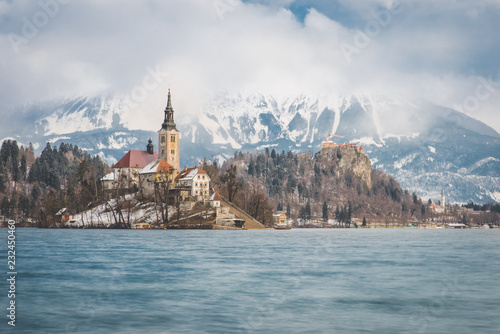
[161,135,166,143]
[171,135,176,142]
[171,150,175,155]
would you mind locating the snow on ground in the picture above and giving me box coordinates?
[65,195,175,228]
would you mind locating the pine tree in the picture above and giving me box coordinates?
[322,201,328,222]
[20,155,27,179]
[1,196,9,216]
[305,201,311,220]
[0,164,7,193]
[248,159,255,176]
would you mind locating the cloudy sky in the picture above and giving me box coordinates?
[1,0,499,132]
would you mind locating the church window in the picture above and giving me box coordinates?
[161,135,166,143]
[171,135,176,142]
[171,150,175,155]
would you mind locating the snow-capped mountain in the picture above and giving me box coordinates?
[183,93,500,203]
[3,93,500,203]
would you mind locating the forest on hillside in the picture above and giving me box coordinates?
[1,140,496,228]
[206,148,430,226]
[0,140,106,226]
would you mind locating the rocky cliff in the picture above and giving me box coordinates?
[316,142,372,189]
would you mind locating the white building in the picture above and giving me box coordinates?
[176,167,211,201]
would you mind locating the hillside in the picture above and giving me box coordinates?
[217,145,427,225]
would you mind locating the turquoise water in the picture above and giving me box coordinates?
[1,229,499,333]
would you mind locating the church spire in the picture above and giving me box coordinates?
[162,88,177,131]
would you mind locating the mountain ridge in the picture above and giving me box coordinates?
[2,93,499,203]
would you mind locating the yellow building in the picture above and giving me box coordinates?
[273,212,287,225]
[158,89,180,171]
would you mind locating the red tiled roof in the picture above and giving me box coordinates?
[211,192,222,201]
[139,159,174,174]
[112,150,158,169]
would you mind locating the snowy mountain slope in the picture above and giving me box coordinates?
[2,93,499,203]
[183,93,500,203]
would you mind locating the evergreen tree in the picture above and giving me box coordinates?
[20,155,27,179]
[347,202,352,224]
[32,185,41,201]
[1,196,9,216]
[0,164,7,193]
[286,203,290,217]
[248,158,255,176]
[305,201,311,220]
[322,201,328,222]
[362,217,367,227]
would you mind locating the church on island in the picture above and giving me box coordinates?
[98,89,266,230]
[101,89,211,202]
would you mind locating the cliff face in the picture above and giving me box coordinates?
[317,143,372,188]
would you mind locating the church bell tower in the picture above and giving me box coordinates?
[158,89,180,170]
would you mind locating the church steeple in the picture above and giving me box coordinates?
[158,88,180,171]
[162,89,177,131]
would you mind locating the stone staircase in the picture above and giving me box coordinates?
[218,195,266,230]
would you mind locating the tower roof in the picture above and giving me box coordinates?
[161,89,178,131]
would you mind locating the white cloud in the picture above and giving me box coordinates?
[0,0,499,132]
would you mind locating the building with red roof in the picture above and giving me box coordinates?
[209,191,222,208]
[110,139,158,189]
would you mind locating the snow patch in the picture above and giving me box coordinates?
[49,136,71,143]
[352,137,383,147]
[489,191,500,202]
[428,146,436,153]
[393,153,417,169]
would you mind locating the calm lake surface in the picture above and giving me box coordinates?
[1,228,499,334]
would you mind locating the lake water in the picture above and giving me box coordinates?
[1,228,499,334]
